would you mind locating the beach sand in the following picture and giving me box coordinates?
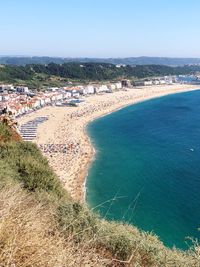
[17,84,200,201]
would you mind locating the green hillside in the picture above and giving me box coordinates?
[1,63,200,89]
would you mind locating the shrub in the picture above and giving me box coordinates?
[0,123,12,142]
[57,202,99,242]
[0,141,68,200]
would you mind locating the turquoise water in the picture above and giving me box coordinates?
[86,90,200,249]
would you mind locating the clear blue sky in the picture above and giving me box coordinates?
[1,0,200,58]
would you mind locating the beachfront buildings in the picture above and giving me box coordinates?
[115,82,122,89]
[144,81,153,86]
[108,84,116,91]
[121,80,132,88]
[95,85,109,93]
[0,88,73,117]
[0,84,15,92]
[133,76,177,87]
[83,85,95,94]
[0,79,137,117]
[16,86,29,93]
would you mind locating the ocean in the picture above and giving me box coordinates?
[86,89,200,249]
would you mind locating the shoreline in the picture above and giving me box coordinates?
[17,84,200,202]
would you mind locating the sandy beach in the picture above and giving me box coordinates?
[17,84,200,201]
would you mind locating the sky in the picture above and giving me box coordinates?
[1,0,200,58]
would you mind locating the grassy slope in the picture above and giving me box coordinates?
[0,122,199,267]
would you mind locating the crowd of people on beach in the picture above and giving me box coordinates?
[39,142,80,154]
[69,93,138,119]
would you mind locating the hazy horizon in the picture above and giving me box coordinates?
[1,55,200,59]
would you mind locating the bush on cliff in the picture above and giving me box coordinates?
[0,140,68,200]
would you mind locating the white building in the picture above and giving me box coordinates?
[83,85,95,94]
[116,64,126,68]
[2,94,10,101]
[108,84,116,91]
[44,97,51,104]
[153,80,160,85]
[164,76,173,84]
[77,86,84,94]
[159,80,166,85]
[32,99,42,108]
[16,86,29,93]
[65,91,72,98]
[115,82,122,89]
[40,99,45,106]
[0,84,14,91]
[55,93,63,101]
[72,91,80,98]
[144,81,153,86]
[96,85,109,93]
[47,87,60,92]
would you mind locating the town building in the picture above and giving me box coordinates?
[115,82,122,90]
[83,85,95,94]
[95,85,109,93]
[121,79,132,88]
[16,86,29,93]
[0,84,15,91]
[144,81,153,86]
[108,84,116,91]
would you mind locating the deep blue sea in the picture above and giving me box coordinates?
[86,90,200,249]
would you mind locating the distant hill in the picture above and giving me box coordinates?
[1,63,200,89]
[1,56,200,66]
[1,62,200,89]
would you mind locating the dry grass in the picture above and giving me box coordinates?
[0,186,109,267]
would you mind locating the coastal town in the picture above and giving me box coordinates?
[0,75,178,118]
[0,81,124,117]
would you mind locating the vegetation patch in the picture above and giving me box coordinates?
[1,62,200,89]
